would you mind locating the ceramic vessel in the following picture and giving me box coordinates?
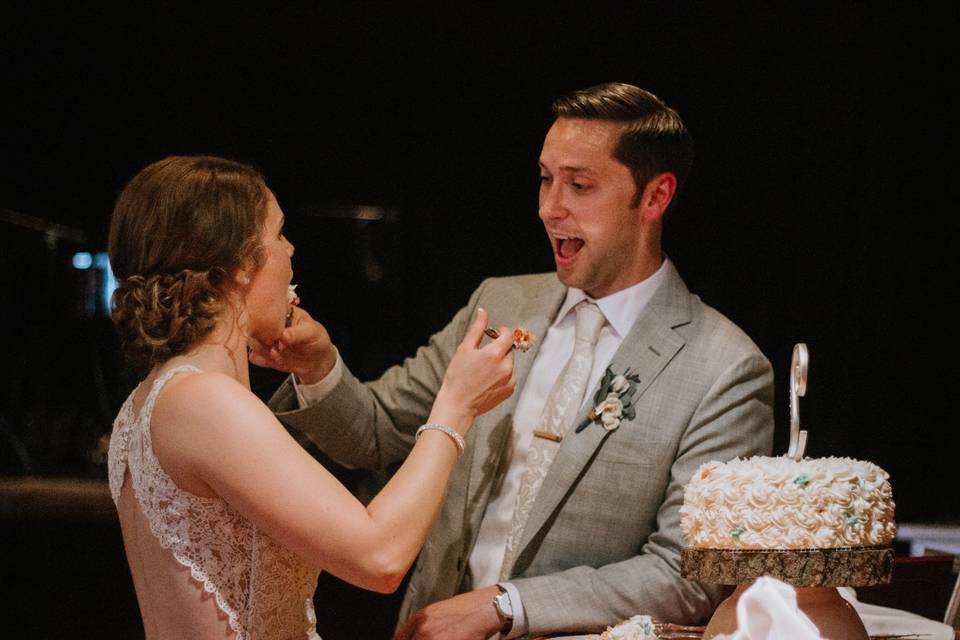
[703,583,868,640]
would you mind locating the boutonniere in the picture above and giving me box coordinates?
[575,367,641,434]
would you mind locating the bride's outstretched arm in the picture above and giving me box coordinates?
[151,309,514,593]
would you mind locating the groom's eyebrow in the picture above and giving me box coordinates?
[541,160,595,175]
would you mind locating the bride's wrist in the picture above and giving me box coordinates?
[416,424,466,457]
[429,390,474,435]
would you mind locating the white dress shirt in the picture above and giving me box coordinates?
[469,261,668,637]
[294,260,670,638]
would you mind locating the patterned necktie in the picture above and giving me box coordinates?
[499,301,606,581]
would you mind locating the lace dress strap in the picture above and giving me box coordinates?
[108,394,136,501]
[141,364,204,421]
[108,364,202,501]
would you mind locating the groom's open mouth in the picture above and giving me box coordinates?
[551,232,585,267]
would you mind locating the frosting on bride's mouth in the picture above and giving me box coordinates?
[552,233,585,259]
[285,284,300,327]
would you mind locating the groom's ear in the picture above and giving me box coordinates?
[637,172,677,223]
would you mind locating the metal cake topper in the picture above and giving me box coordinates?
[787,343,809,461]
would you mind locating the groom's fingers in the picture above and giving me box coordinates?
[248,344,284,370]
[248,349,270,368]
[393,616,415,640]
[278,310,321,347]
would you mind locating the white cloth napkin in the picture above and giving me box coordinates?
[713,576,821,640]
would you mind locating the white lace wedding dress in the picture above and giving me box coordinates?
[108,365,321,639]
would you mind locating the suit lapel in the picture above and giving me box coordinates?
[512,262,693,568]
[462,277,567,535]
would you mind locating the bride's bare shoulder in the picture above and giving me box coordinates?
[150,370,284,493]
[152,371,276,446]
[157,370,253,413]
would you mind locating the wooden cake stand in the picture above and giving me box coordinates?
[681,545,894,639]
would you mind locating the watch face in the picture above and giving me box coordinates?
[495,591,513,618]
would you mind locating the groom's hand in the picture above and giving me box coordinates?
[249,307,338,384]
[394,585,504,640]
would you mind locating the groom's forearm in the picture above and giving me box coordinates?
[272,285,485,470]
[510,552,719,635]
[273,362,420,470]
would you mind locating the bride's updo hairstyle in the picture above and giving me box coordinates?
[108,155,269,372]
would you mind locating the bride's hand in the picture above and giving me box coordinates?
[431,308,515,432]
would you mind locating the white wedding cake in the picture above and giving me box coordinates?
[680,455,896,550]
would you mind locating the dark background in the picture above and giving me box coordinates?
[1,3,957,638]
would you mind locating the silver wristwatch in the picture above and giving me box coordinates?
[493,587,514,623]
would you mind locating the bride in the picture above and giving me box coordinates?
[106,155,516,639]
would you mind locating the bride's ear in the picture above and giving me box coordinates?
[232,269,252,287]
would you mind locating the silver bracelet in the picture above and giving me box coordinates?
[415,423,466,457]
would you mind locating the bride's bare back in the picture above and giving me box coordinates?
[116,480,234,638]
[109,366,320,639]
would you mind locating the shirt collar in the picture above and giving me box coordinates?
[553,258,671,338]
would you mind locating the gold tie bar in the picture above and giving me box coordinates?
[533,430,563,442]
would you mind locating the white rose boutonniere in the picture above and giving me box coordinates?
[598,393,624,430]
[576,366,641,434]
[610,374,630,394]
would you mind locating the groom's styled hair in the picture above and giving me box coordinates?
[552,82,694,206]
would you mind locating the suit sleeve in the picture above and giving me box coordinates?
[510,352,774,634]
[268,279,491,471]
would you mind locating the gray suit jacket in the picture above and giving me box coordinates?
[271,263,774,636]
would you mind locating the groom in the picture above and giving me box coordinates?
[267,82,774,639]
